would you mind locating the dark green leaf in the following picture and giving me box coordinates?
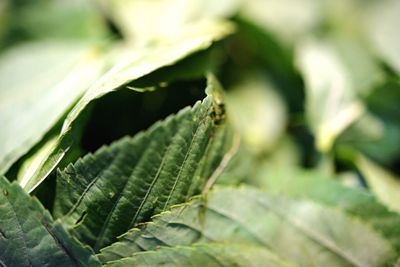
[0,175,100,267]
[54,76,234,251]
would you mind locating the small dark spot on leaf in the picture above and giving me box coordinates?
[0,229,7,239]
[75,211,87,226]
[3,190,8,196]
[210,103,226,126]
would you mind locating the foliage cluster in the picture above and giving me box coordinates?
[1,0,400,266]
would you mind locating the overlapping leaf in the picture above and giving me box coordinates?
[1,1,400,266]
[296,38,380,152]
[0,175,100,267]
[104,243,295,267]
[261,169,400,253]
[16,19,234,193]
[0,41,104,175]
[101,0,239,44]
[363,0,400,75]
[54,76,234,251]
[357,156,400,213]
[0,0,108,48]
[99,187,397,267]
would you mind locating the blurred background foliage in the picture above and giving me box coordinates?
[1,0,400,212]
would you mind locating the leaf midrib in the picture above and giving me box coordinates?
[93,140,152,251]
[61,146,125,222]
[162,111,210,210]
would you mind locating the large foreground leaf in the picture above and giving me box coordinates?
[0,176,100,267]
[99,187,397,267]
[19,19,234,193]
[54,76,234,251]
[104,243,295,267]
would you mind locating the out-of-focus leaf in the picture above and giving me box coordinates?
[130,46,225,89]
[215,141,258,186]
[0,41,105,176]
[0,0,108,49]
[99,187,396,267]
[336,75,400,166]
[232,19,303,113]
[332,37,383,95]
[358,155,400,213]
[54,76,234,251]
[247,137,305,186]
[0,176,100,267]
[100,0,239,44]
[240,0,320,44]
[16,20,234,193]
[227,75,287,153]
[365,80,400,124]
[217,135,301,187]
[363,0,400,74]
[261,169,400,253]
[338,112,400,165]
[0,0,9,41]
[65,20,233,129]
[296,39,371,152]
[104,243,295,267]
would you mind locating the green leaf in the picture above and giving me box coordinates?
[261,169,400,253]
[295,38,381,152]
[1,0,108,49]
[101,0,238,44]
[364,0,400,75]
[337,80,400,166]
[0,41,104,176]
[338,111,400,165]
[357,155,400,213]
[104,243,296,267]
[232,18,303,113]
[18,19,234,193]
[239,0,320,44]
[365,80,400,125]
[0,175,100,267]
[226,74,287,154]
[65,20,234,129]
[54,76,234,251]
[99,187,397,267]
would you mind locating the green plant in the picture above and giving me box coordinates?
[1,0,400,266]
